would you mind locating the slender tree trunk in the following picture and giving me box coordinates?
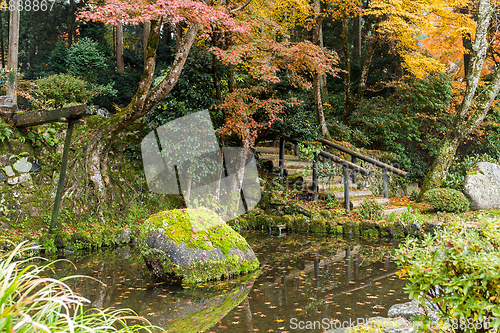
[354,15,362,59]
[6,7,19,105]
[143,20,150,68]
[313,0,331,139]
[463,33,472,78]
[0,12,4,68]
[68,0,76,46]
[116,24,124,73]
[211,32,222,103]
[341,13,352,124]
[354,18,380,102]
[418,0,498,201]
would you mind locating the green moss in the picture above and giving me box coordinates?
[139,208,259,283]
[139,208,249,255]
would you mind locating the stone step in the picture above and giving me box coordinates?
[332,190,373,200]
[269,160,311,169]
[383,207,412,215]
[259,154,299,161]
[350,198,390,209]
[287,168,309,176]
[302,175,344,183]
[303,182,358,192]
[256,147,281,154]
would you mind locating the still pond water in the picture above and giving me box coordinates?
[50,231,410,332]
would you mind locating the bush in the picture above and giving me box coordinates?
[395,221,500,331]
[422,188,469,213]
[0,241,157,332]
[66,37,107,80]
[359,199,384,220]
[24,74,92,109]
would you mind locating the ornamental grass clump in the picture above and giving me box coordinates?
[0,241,157,332]
[422,188,470,213]
[395,221,500,332]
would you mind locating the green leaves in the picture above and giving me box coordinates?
[395,220,500,331]
[422,188,470,213]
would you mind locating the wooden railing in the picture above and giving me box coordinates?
[276,135,407,209]
[318,138,407,198]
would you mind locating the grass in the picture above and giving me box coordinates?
[0,240,159,332]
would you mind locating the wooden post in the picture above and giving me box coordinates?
[351,155,357,184]
[344,166,350,210]
[312,153,318,194]
[383,168,388,198]
[279,137,285,184]
[50,120,76,231]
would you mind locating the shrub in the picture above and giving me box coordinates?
[66,37,107,80]
[21,74,92,109]
[359,199,384,221]
[395,221,500,331]
[422,188,469,213]
[0,241,157,332]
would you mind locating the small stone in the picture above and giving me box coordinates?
[0,155,8,167]
[115,229,132,244]
[4,165,14,177]
[0,171,5,181]
[13,157,33,173]
[7,177,18,185]
[20,174,33,190]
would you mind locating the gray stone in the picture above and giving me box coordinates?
[140,208,259,283]
[7,177,18,185]
[388,300,439,323]
[13,157,33,173]
[19,173,33,190]
[0,171,5,181]
[115,228,132,244]
[0,155,8,167]
[19,173,32,183]
[4,165,14,177]
[464,162,500,210]
[388,300,421,320]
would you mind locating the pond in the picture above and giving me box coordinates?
[48,231,410,332]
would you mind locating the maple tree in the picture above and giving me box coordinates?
[77,0,339,203]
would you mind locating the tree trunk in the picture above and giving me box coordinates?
[313,0,331,139]
[341,13,352,124]
[0,11,5,69]
[354,18,380,103]
[418,0,497,201]
[85,20,199,204]
[354,15,362,59]
[6,7,19,106]
[143,20,150,68]
[68,0,76,46]
[211,32,222,103]
[116,24,124,73]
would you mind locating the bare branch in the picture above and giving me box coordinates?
[230,0,252,13]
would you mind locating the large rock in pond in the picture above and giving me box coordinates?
[139,208,259,283]
[463,162,500,210]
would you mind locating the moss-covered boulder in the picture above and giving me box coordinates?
[139,208,259,284]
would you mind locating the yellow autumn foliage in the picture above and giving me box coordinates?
[369,0,476,78]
